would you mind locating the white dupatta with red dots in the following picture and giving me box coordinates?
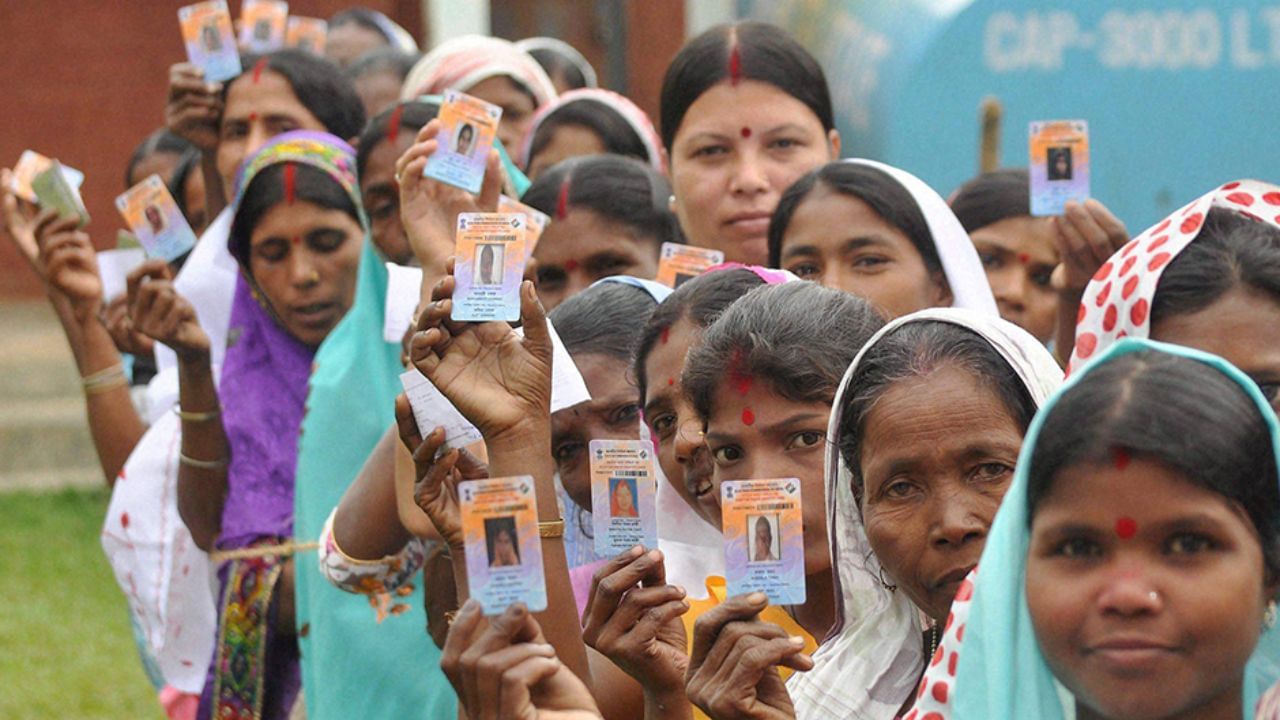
[787,308,1062,718]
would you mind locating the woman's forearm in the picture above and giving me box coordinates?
[332,426,414,559]
[175,350,229,551]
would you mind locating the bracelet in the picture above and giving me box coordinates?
[173,406,221,422]
[537,519,565,538]
[178,451,229,470]
[82,364,127,394]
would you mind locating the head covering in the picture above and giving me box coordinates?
[515,36,598,88]
[1069,179,1280,373]
[909,338,1280,719]
[364,10,418,53]
[786,307,1063,718]
[704,262,798,285]
[289,134,457,716]
[841,159,1000,316]
[591,274,674,303]
[400,35,557,107]
[517,88,664,173]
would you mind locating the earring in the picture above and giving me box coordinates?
[1265,600,1277,630]
[667,194,677,212]
[878,565,897,593]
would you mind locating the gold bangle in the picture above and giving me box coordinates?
[537,519,565,538]
[178,451,229,470]
[174,406,221,422]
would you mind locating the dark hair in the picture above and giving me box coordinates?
[549,281,659,365]
[838,321,1037,495]
[659,21,834,152]
[125,130,193,188]
[356,99,440,177]
[228,51,367,142]
[634,268,767,404]
[950,168,1031,233]
[228,162,360,269]
[527,98,652,170]
[522,155,680,247]
[526,46,590,90]
[1151,207,1280,326]
[684,282,884,421]
[1027,349,1280,577]
[167,148,202,219]
[767,162,942,276]
[345,46,419,83]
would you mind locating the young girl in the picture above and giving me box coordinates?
[1070,180,1280,408]
[519,88,664,179]
[910,340,1280,719]
[661,22,840,264]
[521,155,680,309]
[767,159,996,319]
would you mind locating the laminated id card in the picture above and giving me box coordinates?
[238,0,288,53]
[32,161,90,228]
[285,17,327,54]
[115,175,198,262]
[498,194,550,259]
[459,476,547,615]
[1029,120,1090,216]
[451,213,527,322]
[178,1,242,83]
[589,439,658,555]
[655,243,724,288]
[423,90,502,194]
[721,478,806,605]
[9,151,84,204]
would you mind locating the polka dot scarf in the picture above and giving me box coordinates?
[908,338,1280,719]
[1070,179,1280,374]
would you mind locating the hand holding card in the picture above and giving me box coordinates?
[721,478,805,605]
[590,440,658,555]
[459,476,547,615]
[178,1,241,84]
[1029,120,1090,217]
[115,175,198,262]
[451,213,528,322]
[32,161,90,228]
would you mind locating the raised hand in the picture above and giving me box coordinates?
[408,268,552,443]
[165,62,223,152]
[104,293,156,356]
[581,548,690,697]
[1,168,41,279]
[1051,199,1129,292]
[126,260,210,362]
[34,209,103,322]
[442,600,602,720]
[685,593,811,720]
[394,395,490,549]
[395,119,504,271]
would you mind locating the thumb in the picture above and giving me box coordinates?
[519,280,552,368]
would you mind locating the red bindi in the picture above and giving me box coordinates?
[740,127,752,139]
[291,235,301,245]
[1017,252,1031,265]
[667,377,675,386]
[564,259,579,272]
[1115,517,1138,539]
[741,407,755,426]
[248,112,258,123]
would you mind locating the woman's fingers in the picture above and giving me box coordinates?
[393,394,424,455]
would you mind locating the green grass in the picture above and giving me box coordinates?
[0,488,164,719]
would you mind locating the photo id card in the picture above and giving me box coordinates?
[1029,120,1090,217]
[115,175,198,262]
[655,243,725,288]
[423,90,502,194]
[499,194,550,259]
[451,213,527,322]
[32,161,89,228]
[399,369,484,450]
[9,151,84,204]
[721,478,806,605]
[589,439,658,555]
[459,476,547,616]
[285,17,327,54]
[179,1,241,84]
[238,0,288,53]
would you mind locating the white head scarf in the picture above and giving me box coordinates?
[515,37,598,88]
[400,35,557,107]
[786,307,1062,718]
[839,159,999,316]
